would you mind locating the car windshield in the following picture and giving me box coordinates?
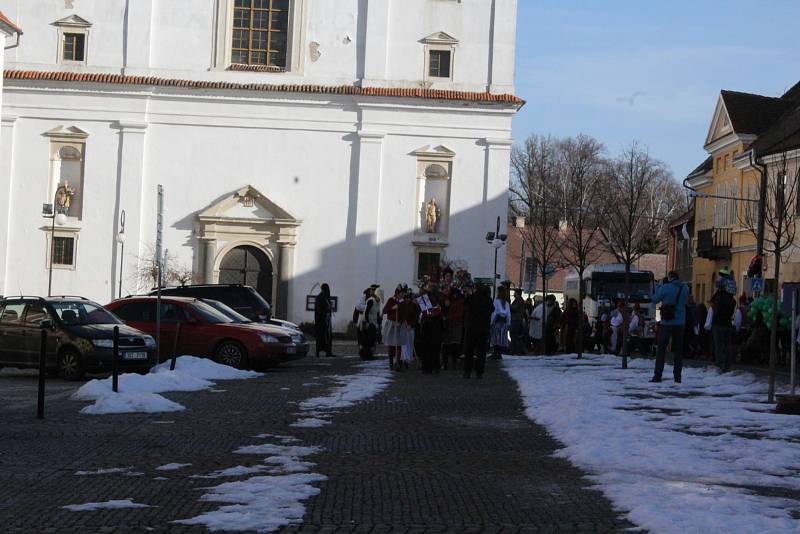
[190,301,236,324]
[201,299,252,323]
[49,301,120,326]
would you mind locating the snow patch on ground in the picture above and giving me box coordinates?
[191,465,270,479]
[293,360,392,425]
[175,473,326,532]
[63,499,151,511]
[290,417,329,428]
[505,354,800,534]
[80,392,185,415]
[74,467,142,476]
[156,463,192,471]
[178,361,393,532]
[176,437,325,532]
[73,356,260,415]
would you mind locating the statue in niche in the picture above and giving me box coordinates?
[425,198,441,234]
[55,180,76,213]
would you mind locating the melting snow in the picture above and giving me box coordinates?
[63,499,151,511]
[73,356,260,415]
[505,354,800,534]
[156,463,192,471]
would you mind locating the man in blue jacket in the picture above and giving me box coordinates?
[651,271,689,383]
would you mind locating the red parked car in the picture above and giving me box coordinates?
[105,296,307,369]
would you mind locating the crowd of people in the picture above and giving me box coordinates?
[312,264,794,386]
[312,266,605,379]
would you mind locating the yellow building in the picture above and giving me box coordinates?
[686,84,800,303]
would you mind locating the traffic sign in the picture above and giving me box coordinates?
[751,277,764,294]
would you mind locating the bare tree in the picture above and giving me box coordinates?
[133,243,197,290]
[741,150,800,402]
[600,143,680,367]
[556,134,608,358]
[510,135,563,353]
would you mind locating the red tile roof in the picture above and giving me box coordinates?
[3,70,524,106]
[0,11,22,35]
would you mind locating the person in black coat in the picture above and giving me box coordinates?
[314,283,335,357]
[462,283,494,379]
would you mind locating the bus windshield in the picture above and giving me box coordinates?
[588,273,653,302]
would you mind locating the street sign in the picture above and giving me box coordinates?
[751,277,764,294]
[474,277,493,286]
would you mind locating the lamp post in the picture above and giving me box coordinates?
[43,185,69,297]
[485,216,508,299]
[116,210,126,298]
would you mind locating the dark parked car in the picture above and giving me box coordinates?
[148,284,275,323]
[106,296,307,369]
[0,296,156,380]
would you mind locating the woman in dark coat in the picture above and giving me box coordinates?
[314,283,335,357]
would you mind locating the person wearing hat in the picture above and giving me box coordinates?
[651,271,689,383]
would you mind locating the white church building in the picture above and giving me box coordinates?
[0,1,520,330]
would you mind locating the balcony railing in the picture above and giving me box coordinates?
[696,227,732,260]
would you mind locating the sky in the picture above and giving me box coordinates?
[512,1,800,181]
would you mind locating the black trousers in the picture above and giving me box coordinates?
[463,330,488,377]
[420,319,443,372]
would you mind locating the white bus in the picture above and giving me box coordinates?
[564,264,657,341]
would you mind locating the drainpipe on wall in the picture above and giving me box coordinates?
[750,150,768,265]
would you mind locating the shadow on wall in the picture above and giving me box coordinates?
[291,191,508,332]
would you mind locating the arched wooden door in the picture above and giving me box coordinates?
[218,245,273,304]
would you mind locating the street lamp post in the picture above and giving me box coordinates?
[43,186,69,297]
[116,210,126,299]
[485,216,508,299]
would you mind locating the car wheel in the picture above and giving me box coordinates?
[58,349,85,381]
[215,341,249,369]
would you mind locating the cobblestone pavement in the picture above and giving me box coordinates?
[0,344,638,533]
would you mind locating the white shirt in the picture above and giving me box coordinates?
[704,306,714,331]
[610,310,624,328]
[629,313,640,335]
[732,308,742,331]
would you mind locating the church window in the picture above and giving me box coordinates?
[51,236,75,267]
[417,252,441,280]
[63,33,85,62]
[428,50,451,78]
[54,15,91,65]
[421,32,458,83]
[231,0,290,68]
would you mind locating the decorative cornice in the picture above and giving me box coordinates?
[3,70,524,107]
[704,132,756,154]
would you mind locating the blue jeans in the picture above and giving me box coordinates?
[654,324,685,380]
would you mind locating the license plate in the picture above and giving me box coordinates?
[286,347,297,354]
[123,351,148,361]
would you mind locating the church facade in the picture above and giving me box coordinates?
[0,0,520,329]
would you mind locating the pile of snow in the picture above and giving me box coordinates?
[292,360,392,427]
[72,356,260,415]
[63,499,150,511]
[505,355,800,534]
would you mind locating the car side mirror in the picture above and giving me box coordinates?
[40,319,54,330]
[183,317,199,325]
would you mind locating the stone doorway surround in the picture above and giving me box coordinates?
[196,185,300,319]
